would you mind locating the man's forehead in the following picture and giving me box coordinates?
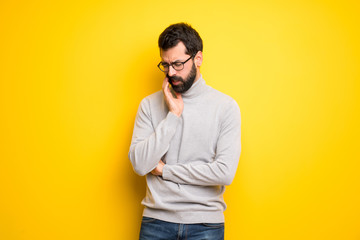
[160,42,187,60]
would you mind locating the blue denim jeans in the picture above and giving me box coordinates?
[139,217,224,240]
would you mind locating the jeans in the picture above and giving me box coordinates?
[139,217,224,240]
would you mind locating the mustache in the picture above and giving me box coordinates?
[167,75,183,83]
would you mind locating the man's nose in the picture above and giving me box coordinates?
[168,65,176,76]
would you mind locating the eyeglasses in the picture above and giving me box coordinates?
[157,54,195,72]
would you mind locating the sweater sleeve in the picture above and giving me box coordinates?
[128,98,180,176]
[162,100,241,186]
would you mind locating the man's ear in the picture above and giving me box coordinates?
[194,51,203,67]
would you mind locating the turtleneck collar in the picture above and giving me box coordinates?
[181,74,207,99]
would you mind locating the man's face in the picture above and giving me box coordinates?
[160,42,197,93]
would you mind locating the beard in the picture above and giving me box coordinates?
[167,63,197,94]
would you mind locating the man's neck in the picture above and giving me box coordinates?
[194,71,201,83]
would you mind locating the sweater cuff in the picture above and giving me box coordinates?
[162,111,181,142]
[166,111,181,127]
[162,164,171,180]
[167,111,180,120]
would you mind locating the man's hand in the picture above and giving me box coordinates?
[162,77,183,117]
[151,160,165,176]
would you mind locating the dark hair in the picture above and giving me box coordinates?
[158,23,203,55]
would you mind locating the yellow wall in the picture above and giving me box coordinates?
[1,0,359,239]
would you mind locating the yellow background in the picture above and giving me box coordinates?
[1,0,359,239]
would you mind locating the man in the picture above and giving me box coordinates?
[128,23,241,240]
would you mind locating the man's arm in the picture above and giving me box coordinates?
[128,78,183,176]
[159,100,241,186]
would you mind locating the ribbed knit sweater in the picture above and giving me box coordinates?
[128,75,241,223]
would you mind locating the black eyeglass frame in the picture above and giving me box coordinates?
[157,54,195,72]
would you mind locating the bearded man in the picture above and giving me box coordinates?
[128,22,241,240]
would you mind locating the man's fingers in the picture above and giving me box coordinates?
[162,78,173,99]
[162,76,183,117]
[162,77,169,90]
[151,160,165,176]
